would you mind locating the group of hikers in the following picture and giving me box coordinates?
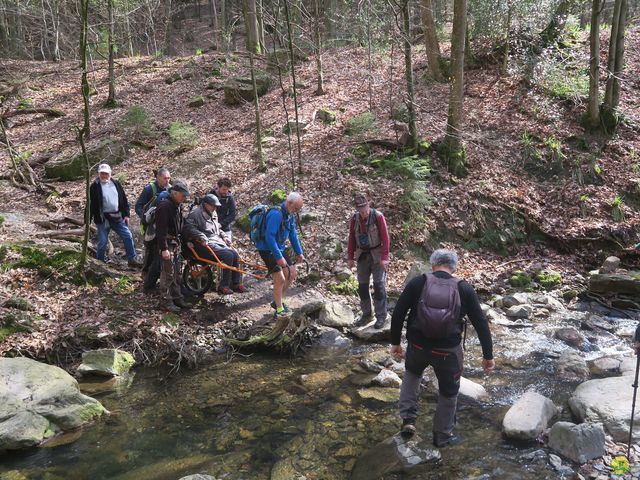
[89,163,496,448]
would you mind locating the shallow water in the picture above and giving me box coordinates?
[0,346,595,480]
[1,303,637,480]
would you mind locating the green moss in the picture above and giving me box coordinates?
[327,277,358,296]
[370,153,431,181]
[0,215,5,227]
[509,271,532,288]
[236,208,251,233]
[270,189,287,203]
[537,269,562,290]
[164,121,199,153]
[162,313,180,327]
[345,112,376,136]
[562,289,579,300]
[77,400,107,422]
[4,245,81,279]
[0,326,21,342]
[3,296,34,311]
[317,108,337,124]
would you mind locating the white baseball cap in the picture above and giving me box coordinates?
[97,164,112,174]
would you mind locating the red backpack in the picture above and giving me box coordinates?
[415,273,463,339]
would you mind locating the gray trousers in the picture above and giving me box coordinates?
[356,252,387,321]
[160,247,183,303]
[399,343,463,438]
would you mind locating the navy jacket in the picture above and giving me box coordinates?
[89,178,130,225]
[208,187,237,232]
[135,180,170,219]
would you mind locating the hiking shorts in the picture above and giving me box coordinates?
[258,249,293,275]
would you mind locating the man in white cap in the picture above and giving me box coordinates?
[89,163,141,268]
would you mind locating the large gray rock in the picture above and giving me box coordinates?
[317,302,354,328]
[77,349,135,377]
[223,71,271,106]
[600,256,620,274]
[372,369,402,388]
[554,327,587,349]
[502,391,557,440]
[548,421,605,464]
[556,350,590,381]
[403,262,430,288]
[318,237,343,260]
[432,376,489,402]
[504,305,531,319]
[45,139,129,181]
[569,376,640,442]
[589,272,640,296]
[351,318,391,342]
[351,433,441,479]
[0,357,106,451]
[589,357,622,377]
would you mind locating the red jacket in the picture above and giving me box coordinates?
[347,209,390,263]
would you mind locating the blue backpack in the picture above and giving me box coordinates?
[249,204,284,245]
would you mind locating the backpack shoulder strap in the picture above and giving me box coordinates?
[150,182,159,196]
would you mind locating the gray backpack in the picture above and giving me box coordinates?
[415,273,462,339]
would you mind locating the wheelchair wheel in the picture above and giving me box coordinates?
[182,262,214,295]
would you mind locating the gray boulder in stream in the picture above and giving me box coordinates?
[318,301,355,328]
[351,433,441,479]
[568,376,640,442]
[548,421,605,463]
[350,317,391,342]
[502,391,557,440]
[0,357,106,451]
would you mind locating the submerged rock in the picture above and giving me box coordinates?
[357,387,399,403]
[351,433,441,479]
[568,376,640,442]
[553,327,586,349]
[77,349,135,377]
[502,391,557,441]
[556,350,590,381]
[548,421,605,463]
[318,301,355,328]
[0,357,106,451]
[371,369,402,388]
[312,326,351,349]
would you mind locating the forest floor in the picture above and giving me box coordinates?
[0,23,639,369]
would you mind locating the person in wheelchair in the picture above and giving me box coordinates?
[183,194,246,295]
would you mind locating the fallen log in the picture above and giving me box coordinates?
[225,312,310,353]
[2,108,66,119]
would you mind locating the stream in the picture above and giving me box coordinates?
[0,302,638,480]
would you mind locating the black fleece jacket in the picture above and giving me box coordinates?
[89,178,130,225]
[391,270,494,360]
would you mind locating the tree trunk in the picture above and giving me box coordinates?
[540,0,572,45]
[164,0,175,56]
[401,0,418,151]
[244,0,260,53]
[284,0,303,174]
[601,0,628,132]
[441,0,468,177]
[249,51,266,170]
[257,0,266,52]
[501,0,512,76]
[80,0,91,137]
[314,0,325,95]
[78,0,92,276]
[210,0,220,49]
[422,0,444,82]
[585,0,601,128]
[105,0,118,108]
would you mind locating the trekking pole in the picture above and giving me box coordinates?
[628,352,640,460]
[462,319,468,351]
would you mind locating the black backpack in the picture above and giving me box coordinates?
[415,273,463,339]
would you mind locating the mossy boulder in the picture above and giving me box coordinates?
[223,71,271,106]
[77,349,135,377]
[510,271,532,288]
[536,269,562,290]
[267,49,308,72]
[235,208,251,233]
[44,139,129,181]
[3,297,34,311]
[0,357,106,451]
[317,108,337,124]
[188,96,205,108]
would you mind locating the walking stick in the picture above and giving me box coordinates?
[628,353,640,460]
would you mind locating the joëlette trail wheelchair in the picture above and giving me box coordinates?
[182,241,268,295]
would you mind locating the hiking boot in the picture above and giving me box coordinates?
[400,419,416,438]
[174,298,193,310]
[274,308,292,319]
[232,284,248,293]
[355,313,373,327]
[128,257,143,269]
[270,301,290,313]
[373,316,387,329]
[433,432,461,448]
[161,301,181,313]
